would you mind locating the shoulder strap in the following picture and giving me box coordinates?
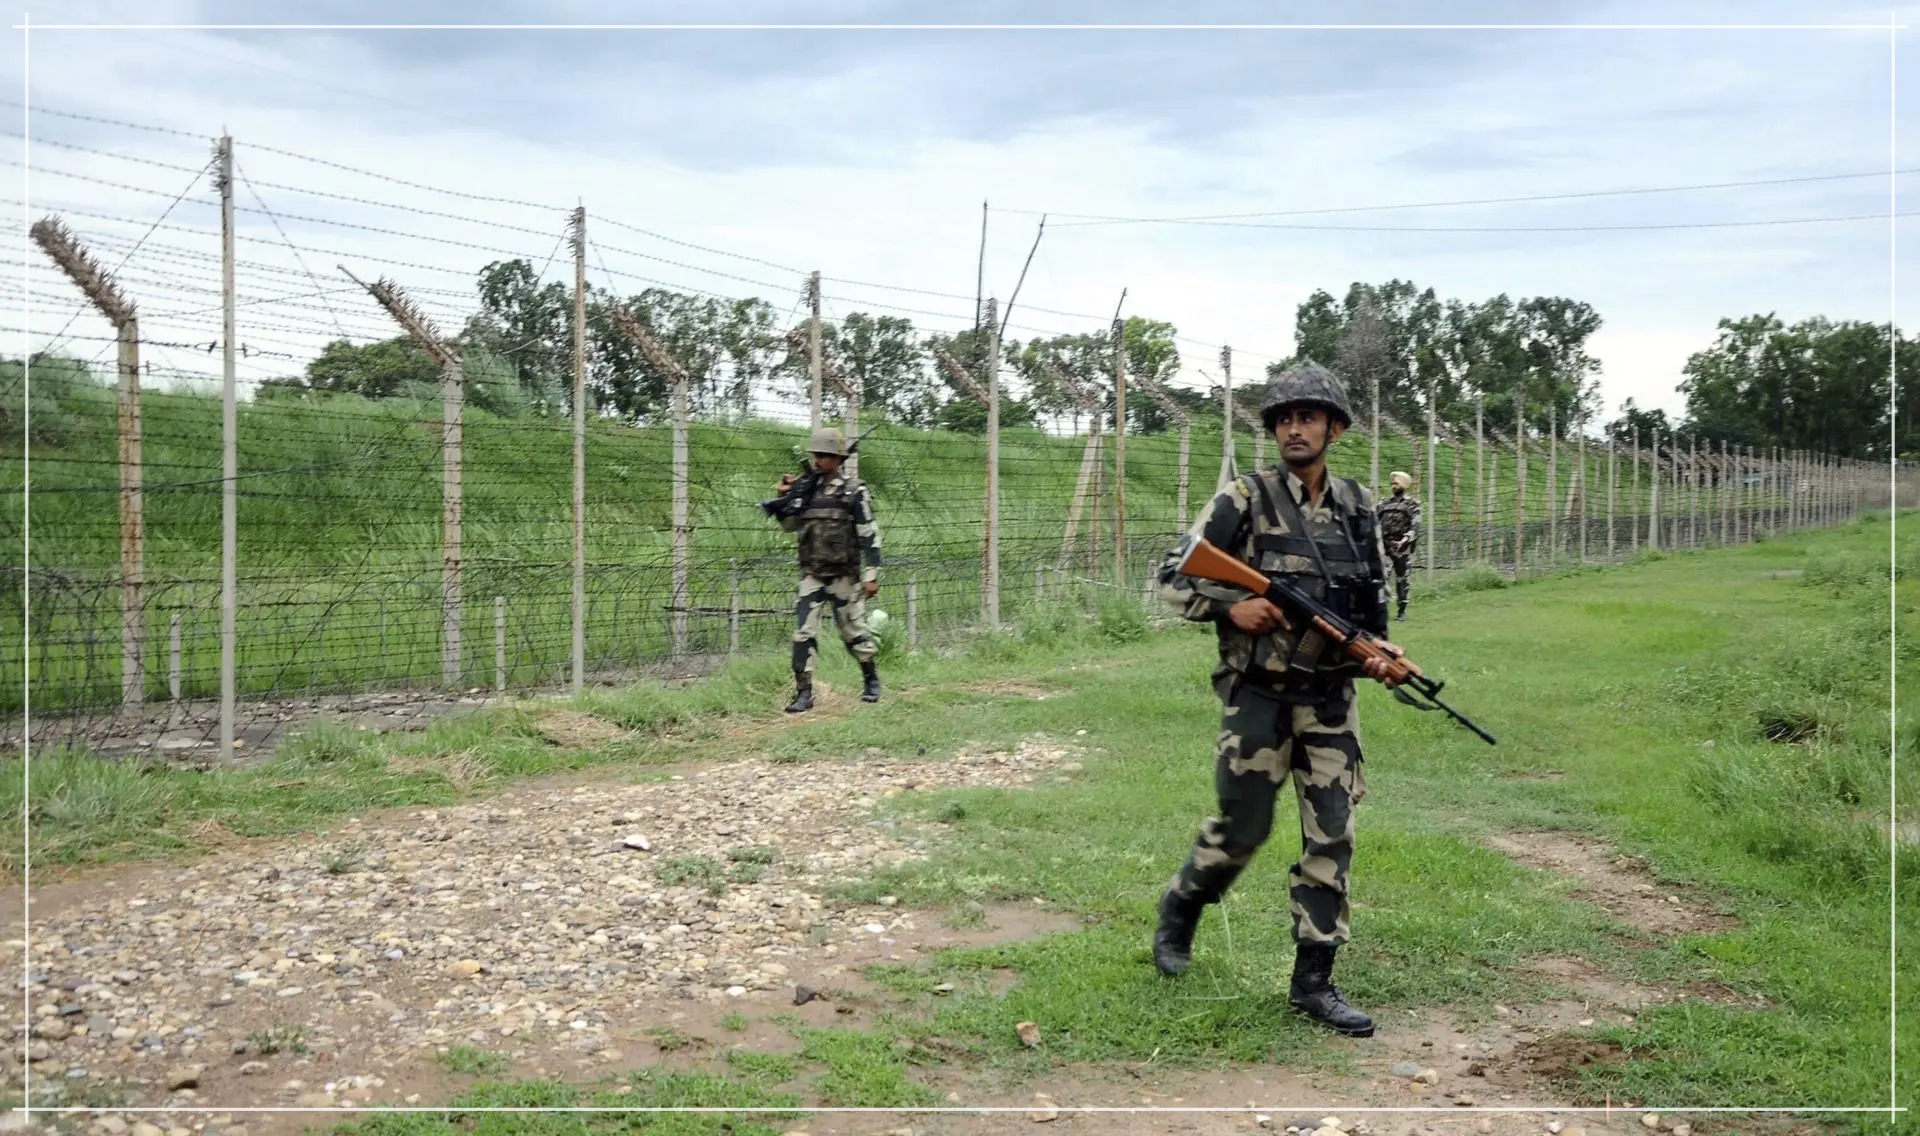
[1336,478,1380,570]
[1332,477,1366,511]
[1262,471,1342,581]
[1242,471,1284,531]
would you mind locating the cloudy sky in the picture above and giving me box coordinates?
[7,0,1915,423]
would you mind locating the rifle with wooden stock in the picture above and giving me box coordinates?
[759,423,883,521]
[1173,535,1497,745]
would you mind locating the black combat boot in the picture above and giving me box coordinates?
[1288,942,1374,1037]
[784,673,814,714]
[1151,890,1204,977]
[860,660,881,703]
[1395,602,1406,622]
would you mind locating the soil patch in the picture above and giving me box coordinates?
[1482,832,1734,938]
[1,739,1080,1121]
[533,710,630,750]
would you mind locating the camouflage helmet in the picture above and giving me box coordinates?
[1260,361,1354,430]
[808,426,848,457]
[1390,470,1414,491]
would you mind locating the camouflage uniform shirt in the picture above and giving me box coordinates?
[1157,467,1390,696]
[1377,492,1420,561]
[778,472,882,584]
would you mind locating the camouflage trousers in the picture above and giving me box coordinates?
[1389,551,1412,610]
[792,574,878,674]
[1166,677,1368,946]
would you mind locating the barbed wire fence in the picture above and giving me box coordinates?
[2,107,1912,764]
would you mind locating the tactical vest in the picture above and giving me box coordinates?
[1378,495,1416,541]
[1221,468,1385,687]
[796,476,861,578]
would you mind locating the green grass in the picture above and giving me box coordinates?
[436,1045,511,1077]
[334,1072,802,1136]
[722,1049,798,1084]
[828,516,1914,1128]
[794,1028,944,1108]
[242,1024,310,1057]
[4,362,1740,713]
[13,505,1912,1132]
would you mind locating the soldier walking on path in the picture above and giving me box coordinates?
[1149,361,1407,1039]
[769,427,884,713]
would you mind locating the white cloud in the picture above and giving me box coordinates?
[8,2,1913,423]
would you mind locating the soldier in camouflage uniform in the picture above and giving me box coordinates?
[771,427,884,713]
[1377,471,1421,621]
[1149,361,1408,1039]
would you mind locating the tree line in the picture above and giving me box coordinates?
[254,258,1914,461]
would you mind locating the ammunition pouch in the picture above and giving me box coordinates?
[797,498,858,578]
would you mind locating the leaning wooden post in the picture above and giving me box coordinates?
[1131,369,1192,530]
[934,341,998,621]
[607,305,692,657]
[32,216,145,708]
[343,264,463,687]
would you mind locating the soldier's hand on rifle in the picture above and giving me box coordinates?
[1361,640,1422,687]
[1228,597,1292,635]
[776,474,796,494]
[862,580,878,599]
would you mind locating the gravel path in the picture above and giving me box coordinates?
[3,736,1082,1124]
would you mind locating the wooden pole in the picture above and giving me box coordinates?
[604,305,692,657]
[1218,346,1236,489]
[1728,437,1743,544]
[807,270,823,429]
[1689,434,1700,548]
[728,560,741,656]
[1370,355,1382,499]
[1547,403,1558,565]
[1648,431,1661,550]
[1631,428,1641,551]
[1741,445,1750,542]
[116,318,144,705]
[1176,418,1191,531]
[1606,429,1616,559]
[219,135,238,757]
[570,206,587,696]
[1111,317,1128,588]
[1425,369,1438,589]
[1485,438,1499,570]
[1577,409,1589,562]
[168,613,181,708]
[345,264,469,691]
[1475,393,1485,562]
[494,595,506,693]
[670,344,690,656]
[28,217,146,708]
[441,354,464,686]
[1513,383,1526,574]
[906,577,920,652]
[985,299,1002,624]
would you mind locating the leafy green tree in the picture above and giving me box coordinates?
[466,258,571,414]
[303,335,441,400]
[1678,314,1908,460]
[1605,399,1674,445]
[822,312,935,426]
